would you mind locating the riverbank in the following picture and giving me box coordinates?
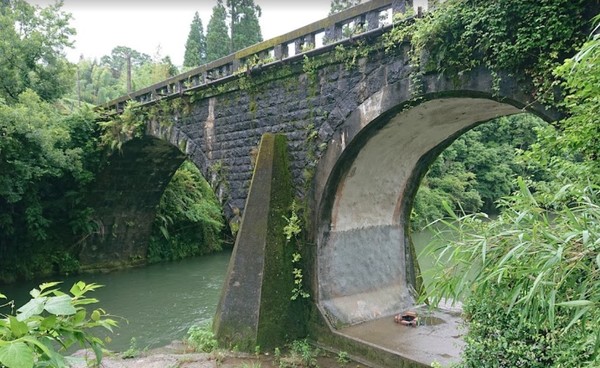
[70,340,370,368]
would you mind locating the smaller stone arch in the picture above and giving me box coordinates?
[313,67,558,327]
[79,122,217,271]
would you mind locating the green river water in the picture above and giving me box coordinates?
[0,231,438,353]
[0,251,231,352]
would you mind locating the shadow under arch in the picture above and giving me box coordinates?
[79,123,216,271]
[313,70,559,328]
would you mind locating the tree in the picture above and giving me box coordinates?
[183,11,206,68]
[148,160,225,262]
[131,54,179,91]
[411,114,545,230]
[99,46,151,79]
[227,0,262,52]
[0,0,75,102]
[205,0,231,63]
[329,0,362,15]
[71,59,124,105]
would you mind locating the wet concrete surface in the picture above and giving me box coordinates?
[339,306,465,367]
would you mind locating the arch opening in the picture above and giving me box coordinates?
[81,128,229,271]
[316,96,551,328]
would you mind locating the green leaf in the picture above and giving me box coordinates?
[564,306,591,332]
[556,300,593,307]
[9,316,28,338]
[28,289,40,299]
[89,338,104,365]
[0,293,5,299]
[16,297,46,321]
[72,309,86,324]
[0,341,34,368]
[19,336,52,360]
[40,315,57,330]
[44,295,76,316]
[70,282,83,297]
[39,282,61,293]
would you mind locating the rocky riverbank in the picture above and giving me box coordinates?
[70,341,263,368]
[70,340,366,368]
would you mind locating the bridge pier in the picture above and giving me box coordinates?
[214,134,306,350]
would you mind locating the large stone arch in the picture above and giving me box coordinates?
[313,67,559,327]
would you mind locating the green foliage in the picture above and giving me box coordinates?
[206,1,231,63]
[183,12,207,68]
[205,0,263,63]
[280,339,320,368]
[384,0,590,100]
[0,91,101,282]
[228,0,263,52]
[420,23,600,366]
[148,160,225,263]
[290,253,309,301]
[329,0,362,15]
[548,16,600,167]
[283,202,309,301]
[0,91,78,206]
[121,337,141,359]
[336,351,350,365]
[283,201,302,241]
[412,114,545,230]
[72,59,123,105]
[187,322,218,353]
[99,46,151,80]
[0,281,116,368]
[0,0,75,103]
[423,179,600,367]
[98,101,146,152]
[70,47,178,106]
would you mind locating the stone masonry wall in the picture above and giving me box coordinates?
[174,43,412,219]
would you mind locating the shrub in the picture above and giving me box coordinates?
[0,281,116,368]
[187,322,218,353]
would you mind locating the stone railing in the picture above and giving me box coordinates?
[105,0,424,113]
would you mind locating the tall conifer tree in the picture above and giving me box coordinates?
[206,0,231,62]
[226,0,263,52]
[183,12,206,68]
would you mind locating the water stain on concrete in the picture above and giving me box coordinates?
[339,306,465,367]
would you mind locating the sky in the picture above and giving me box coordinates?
[29,1,333,66]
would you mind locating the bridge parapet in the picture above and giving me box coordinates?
[105,0,426,113]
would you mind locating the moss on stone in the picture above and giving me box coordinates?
[214,133,307,351]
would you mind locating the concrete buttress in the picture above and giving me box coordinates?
[213,133,305,350]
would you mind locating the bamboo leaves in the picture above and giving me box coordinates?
[421,179,600,365]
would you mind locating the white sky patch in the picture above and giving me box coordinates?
[28,1,332,65]
[27,0,429,66]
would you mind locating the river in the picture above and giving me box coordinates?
[0,230,440,353]
[0,251,231,352]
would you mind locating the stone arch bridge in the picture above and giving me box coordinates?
[84,0,568,366]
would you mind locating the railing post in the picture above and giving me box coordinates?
[304,33,316,50]
[366,10,381,30]
[232,58,241,73]
[274,44,284,60]
[392,0,413,15]
[294,38,303,54]
[325,23,342,44]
